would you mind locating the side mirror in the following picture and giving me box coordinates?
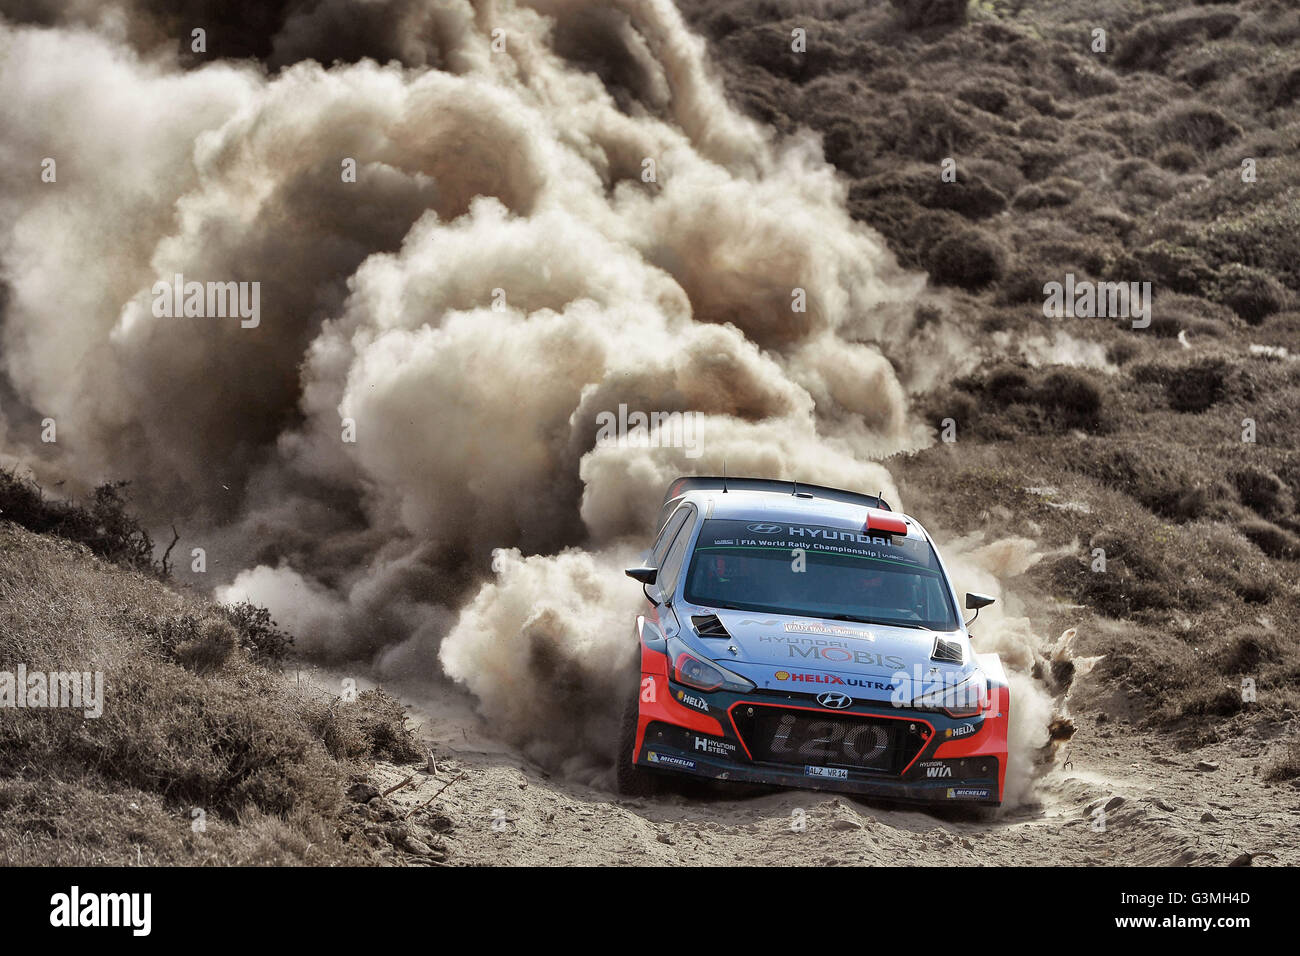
[964,592,995,628]
[625,566,658,585]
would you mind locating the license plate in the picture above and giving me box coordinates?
[805,765,848,779]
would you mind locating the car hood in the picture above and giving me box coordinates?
[689,607,973,700]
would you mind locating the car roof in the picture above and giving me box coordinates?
[674,487,929,543]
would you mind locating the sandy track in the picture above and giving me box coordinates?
[302,667,1300,866]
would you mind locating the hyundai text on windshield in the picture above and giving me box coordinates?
[683,518,960,631]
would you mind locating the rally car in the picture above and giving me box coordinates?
[618,476,1008,806]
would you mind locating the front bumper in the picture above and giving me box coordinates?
[633,672,1008,805]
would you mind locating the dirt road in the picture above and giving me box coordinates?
[300,667,1300,866]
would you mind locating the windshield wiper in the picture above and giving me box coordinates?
[825,613,931,630]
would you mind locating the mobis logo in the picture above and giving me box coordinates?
[50,887,151,936]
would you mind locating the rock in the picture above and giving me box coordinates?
[402,835,434,856]
[1195,761,1219,772]
[656,832,674,845]
[1104,796,1126,812]
[1200,811,1218,823]
[1149,798,1176,812]
[347,782,381,803]
[1228,851,1278,867]
[831,818,862,831]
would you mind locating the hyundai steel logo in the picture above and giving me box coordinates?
[816,692,853,710]
[746,522,782,533]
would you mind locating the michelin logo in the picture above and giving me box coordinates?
[647,752,696,770]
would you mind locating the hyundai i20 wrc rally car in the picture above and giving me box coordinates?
[618,476,1008,806]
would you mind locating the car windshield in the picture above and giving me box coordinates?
[682,518,959,631]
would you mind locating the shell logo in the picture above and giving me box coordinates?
[775,671,789,681]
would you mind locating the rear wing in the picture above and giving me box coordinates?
[660,475,892,522]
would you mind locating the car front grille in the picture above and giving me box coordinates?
[730,705,926,775]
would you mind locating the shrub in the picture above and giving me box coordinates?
[1155,144,1199,173]
[1266,739,1300,782]
[1072,446,1219,522]
[1200,190,1300,294]
[146,604,294,669]
[1135,241,1218,297]
[1150,104,1242,151]
[1114,9,1242,72]
[1232,466,1295,518]
[1239,519,1299,559]
[947,363,1107,436]
[898,94,980,161]
[996,263,1050,305]
[926,228,1006,288]
[304,689,423,763]
[1130,357,1229,413]
[1215,264,1288,325]
[919,173,1007,219]
[957,82,1010,114]
[173,619,240,675]
[1040,369,1104,430]
[221,601,296,666]
[0,471,158,575]
[1213,628,1283,673]
[888,0,967,30]
[1012,183,1074,210]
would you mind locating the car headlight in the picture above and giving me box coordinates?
[910,672,987,719]
[667,636,755,694]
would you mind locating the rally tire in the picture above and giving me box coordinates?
[616,696,664,798]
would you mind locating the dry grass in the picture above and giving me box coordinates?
[0,522,420,865]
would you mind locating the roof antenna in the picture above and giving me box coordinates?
[792,478,798,497]
[721,460,728,493]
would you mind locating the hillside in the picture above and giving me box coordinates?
[0,495,434,865]
[675,0,1300,753]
